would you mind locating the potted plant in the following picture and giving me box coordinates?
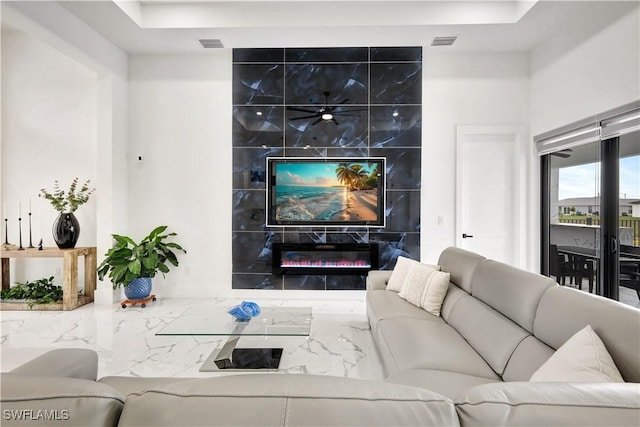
[97,226,186,301]
[1,276,63,309]
[40,178,95,249]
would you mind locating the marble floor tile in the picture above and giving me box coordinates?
[0,297,384,382]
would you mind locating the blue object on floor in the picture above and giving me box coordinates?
[227,301,261,321]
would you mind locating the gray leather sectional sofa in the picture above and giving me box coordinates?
[367,246,640,425]
[2,348,460,426]
[2,247,639,426]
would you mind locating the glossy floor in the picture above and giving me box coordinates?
[0,297,384,380]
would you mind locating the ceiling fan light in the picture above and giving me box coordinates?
[322,113,333,121]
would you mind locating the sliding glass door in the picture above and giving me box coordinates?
[539,102,640,307]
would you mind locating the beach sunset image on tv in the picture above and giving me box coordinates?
[273,161,381,223]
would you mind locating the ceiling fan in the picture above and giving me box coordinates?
[550,148,573,158]
[287,91,367,126]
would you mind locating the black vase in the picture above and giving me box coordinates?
[52,212,80,249]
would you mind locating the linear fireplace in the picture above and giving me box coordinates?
[272,243,379,276]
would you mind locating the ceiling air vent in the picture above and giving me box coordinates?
[431,36,457,47]
[199,39,224,49]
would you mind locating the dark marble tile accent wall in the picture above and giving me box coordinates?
[286,47,369,63]
[233,48,284,63]
[285,64,369,105]
[232,47,422,290]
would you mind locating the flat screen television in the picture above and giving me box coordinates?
[266,157,386,227]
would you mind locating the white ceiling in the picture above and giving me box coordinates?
[13,1,640,54]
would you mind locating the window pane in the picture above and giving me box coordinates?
[548,141,600,294]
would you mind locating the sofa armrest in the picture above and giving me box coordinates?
[455,382,640,426]
[10,348,98,381]
[367,270,393,291]
[1,373,123,427]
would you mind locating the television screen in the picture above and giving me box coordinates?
[266,157,386,227]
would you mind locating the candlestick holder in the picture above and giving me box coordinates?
[2,218,18,250]
[28,212,34,248]
[18,217,24,250]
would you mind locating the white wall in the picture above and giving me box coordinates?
[1,2,128,303]
[527,7,640,270]
[530,8,640,136]
[127,54,233,297]
[1,28,98,282]
[421,52,530,265]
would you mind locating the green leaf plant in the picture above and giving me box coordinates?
[0,276,63,308]
[97,226,186,290]
[39,178,95,213]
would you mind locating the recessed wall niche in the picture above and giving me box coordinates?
[232,47,422,290]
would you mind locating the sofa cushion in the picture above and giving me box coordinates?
[534,286,640,383]
[401,263,452,316]
[501,335,555,382]
[398,264,450,317]
[446,292,529,376]
[437,247,485,293]
[117,374,460,427]
[376,317,499,380]
[471,259,555,333]
[456,382,640,427]
[0,373,124,427]
[366,290,441,340]
[385,369,499,401]
[386,256,420,292]
[397,262,433,305]
[530,325,624,383]
[440,284,468,322]
[421,271,450,317]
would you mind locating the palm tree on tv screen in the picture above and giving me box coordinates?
[335,163,376,190]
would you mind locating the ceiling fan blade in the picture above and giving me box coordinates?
[291,114,322,120]
[331,118,339,125]
[550,148,574,158]
[311,117,324,126]
[331,113,361,117]
[333,107,368,113]
[287,106,320,113]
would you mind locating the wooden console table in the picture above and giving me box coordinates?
[1,247,96,311]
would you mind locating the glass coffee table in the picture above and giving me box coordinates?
[156,306,312,371]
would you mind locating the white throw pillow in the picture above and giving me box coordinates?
[529,325,624,383]
[398,263,450,316]
[419,269,451,317]
[386,256,420,292]
[387,257,440,293]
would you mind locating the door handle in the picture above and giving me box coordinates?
[610,237,618,254]
[462,233,474,239]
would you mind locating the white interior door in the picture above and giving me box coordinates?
[456,126,525,266]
